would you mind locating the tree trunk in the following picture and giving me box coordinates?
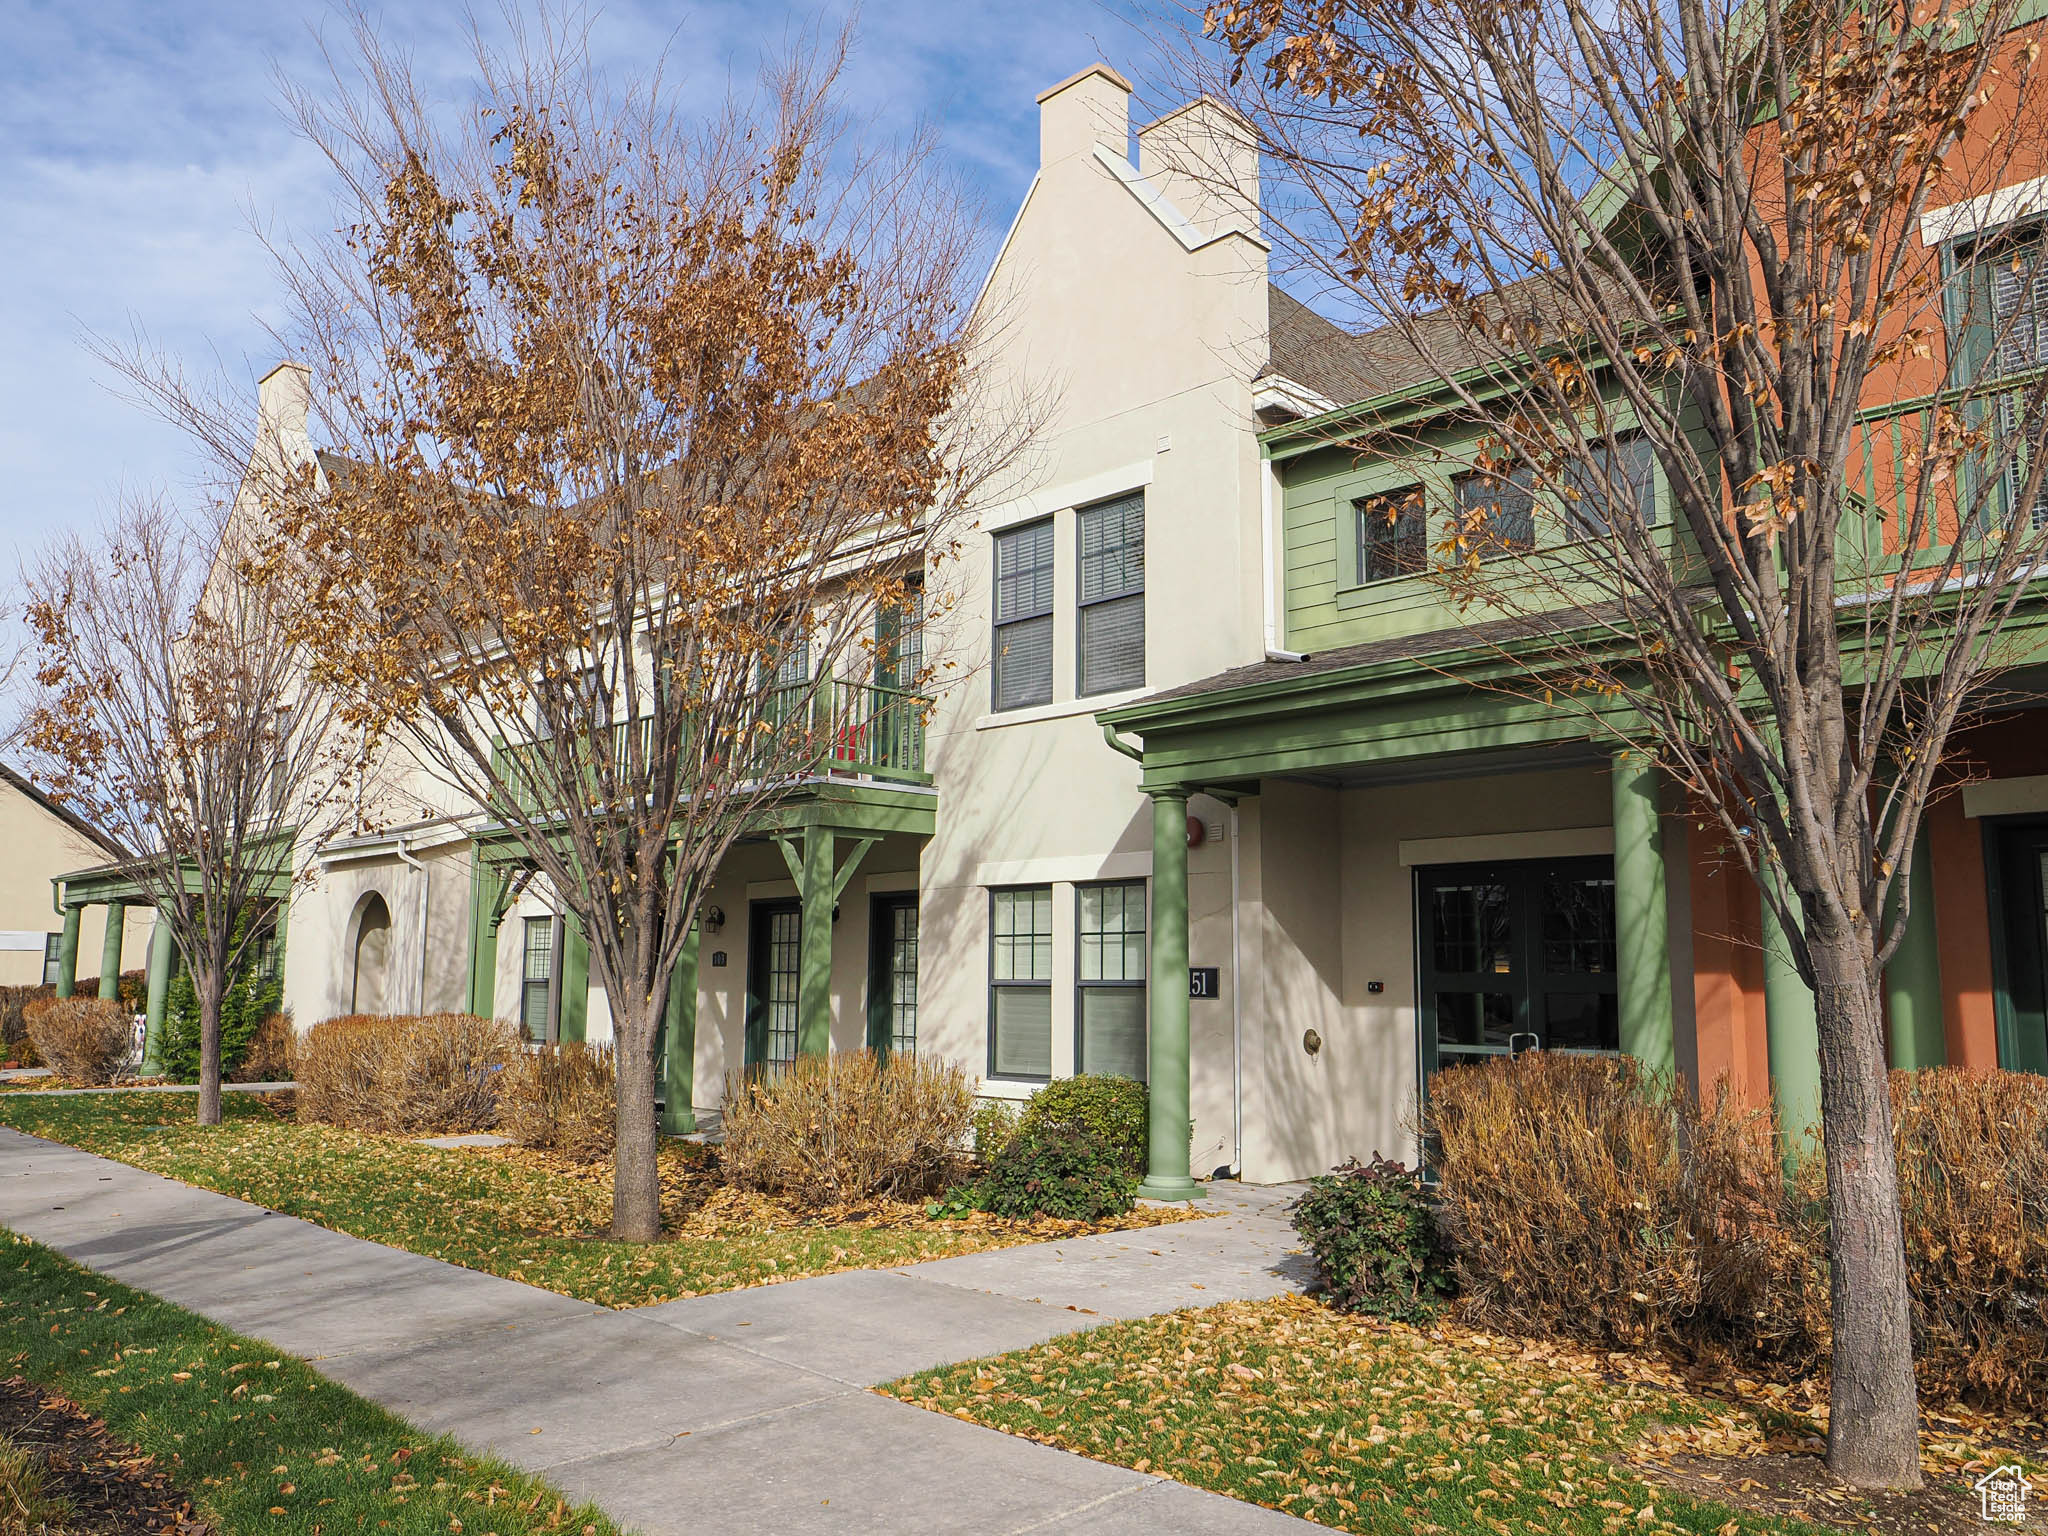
[1807,915,1921,1488]
[196,970,224,1127]
[611,992,663,1242]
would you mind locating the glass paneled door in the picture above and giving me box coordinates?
[1417,858,1619,1085]
[746,900,802,1073]
[1989,822,2048,1075]
[867,893,919,1059]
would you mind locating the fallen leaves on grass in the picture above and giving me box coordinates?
[885,1294,2042,1536]
[0,1093,1195,1311]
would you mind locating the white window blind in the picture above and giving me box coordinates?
[994,522,1055,710]
[1078,493,1144,696]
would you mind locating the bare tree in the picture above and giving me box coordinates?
[154,13,1031,1242]
[1198,0,2048,1488]
[19,493,345,1125]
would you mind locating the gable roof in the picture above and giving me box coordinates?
[0,760,129,862]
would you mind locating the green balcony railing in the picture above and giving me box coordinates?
[489,677,931,822]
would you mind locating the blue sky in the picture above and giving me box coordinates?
[0,0,1190,592]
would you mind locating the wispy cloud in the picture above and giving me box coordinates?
[0,0,1173,577]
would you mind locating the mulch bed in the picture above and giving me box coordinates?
[0,1377,212,1534]
[1645,1449,2045,1535]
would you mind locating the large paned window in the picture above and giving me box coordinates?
[1454,463,1539,554]
[1077,881,1147,1079]
[40,934,61,987]
[989,886,1053,1078]
[1948,220,2048,528]
[1356,485,1429,582]
[520,915,557,1042]
[1077,492,1145,695]
[875,584,925,690]
[993,521,1055,711]
[1561,436,1659,536]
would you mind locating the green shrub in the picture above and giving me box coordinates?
[1018,1074,1148,1177]
[978,1118,1134,1222]
[971,1097,1019,1163]
[161,916,283,1084]
[1292,1156,1451,1322]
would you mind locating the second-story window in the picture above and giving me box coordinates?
[1562,436,1658,537]
[993,520,1054,711]
[1455,463,1538,555]
[1077,491,1145,695]
[1356,486,1428,582]
[1949,221,2048,529]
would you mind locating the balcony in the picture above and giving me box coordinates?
[488,677,932,824]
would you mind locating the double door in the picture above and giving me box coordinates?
[1417,857,1619,1083]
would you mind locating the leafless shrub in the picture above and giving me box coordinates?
[296,1013,514,1134]
[24,998,133,1086]
[228,1011,296,1083]
[721,1051,973,1208]
[498,1043,616,1163]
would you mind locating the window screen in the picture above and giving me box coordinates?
[989,886,1053,1078]
[1077,881,1147,1080]
[1991,228,2048,527]
[1356,486,1428,582]
[1078,492,1144,695]
[993,522,1054,710]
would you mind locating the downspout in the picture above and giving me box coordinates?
[1260,450,1280,655]
[1101,722,1143,763]
[396,835,430,1014]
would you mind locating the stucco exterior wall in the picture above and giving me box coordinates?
[0,772,153,989]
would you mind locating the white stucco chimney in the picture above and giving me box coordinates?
[1136,96,1261,240]
[257,360,312,443]
[1038,63,1133,169]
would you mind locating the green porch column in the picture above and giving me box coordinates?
[466,859,506,1018]
[142,918,175,1076]
[1611,753,1674,1077]
[1883,829,1946,1071]
[1139,788,1204,1202]
[661,924,700,1134]
[798,826,835,1058]
[1761,888,1821,1162]
[559,916,590,1044]
[97,904,127,1001]
[54,906,81,998]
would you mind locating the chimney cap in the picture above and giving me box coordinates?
[1036,62,1134,105]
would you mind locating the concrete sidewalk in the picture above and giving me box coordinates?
[0,1127,1317,1535]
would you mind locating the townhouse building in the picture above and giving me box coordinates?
[52,47,2048,1188]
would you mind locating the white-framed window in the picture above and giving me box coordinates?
[988,886,1053,1078]
[993,521,1055,711]
[1076,880,1147,1079]
[1077,492,1144,696]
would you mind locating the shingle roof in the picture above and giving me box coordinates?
[1123,605,1627,712]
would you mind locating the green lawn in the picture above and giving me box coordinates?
[0,1092,1179,1308]
[886,1294,2024,1536]
[0,1228,618,1535]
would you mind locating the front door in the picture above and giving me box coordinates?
[1417,857,1619,1085]
[745,900,802,1073]
[1990,821,2048,1074]
[867,892,919,1059]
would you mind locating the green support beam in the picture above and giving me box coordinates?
[97,905,126,1001]
[559,916,590,1044]
[1761,889,1822,1165]
[799,827,835,1057]
[661,924,700,1134]
[1883,829,1947,1071]
[778,828,877,1059]
[54,906,81,998]
[1611,753,1674,1077]
[1138,788,1204,1202]
[466,859,509,1018]
[142,917,175,1076]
